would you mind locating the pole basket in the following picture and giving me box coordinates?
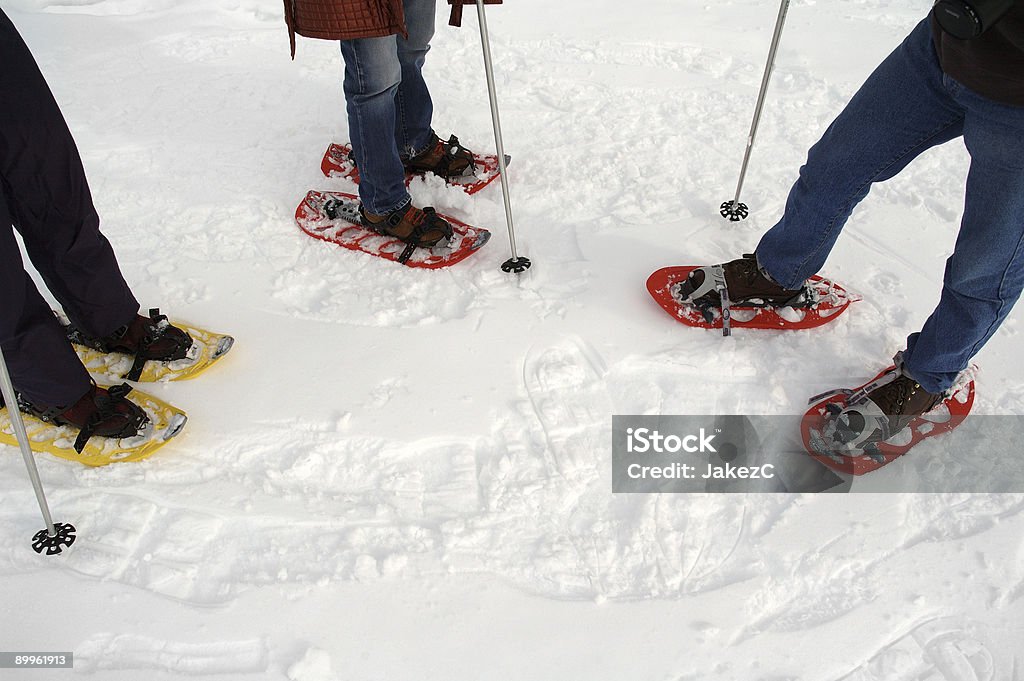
[501,256,532,274]
[31,522,76,555]
[720,200,749,221]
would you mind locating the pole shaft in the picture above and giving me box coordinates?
[731,0,790,206]
[0,346,56,536]
[475,0,519,260]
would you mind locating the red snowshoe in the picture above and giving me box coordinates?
[647,263,856,334]
[295,190,490,268]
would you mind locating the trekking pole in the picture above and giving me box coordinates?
[474,0,531,274]
[0,346,76,555]
[720,0,790,221]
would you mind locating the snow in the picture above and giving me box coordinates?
[2,0,1023,679]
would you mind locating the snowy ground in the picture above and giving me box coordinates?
[2,0,1023,679]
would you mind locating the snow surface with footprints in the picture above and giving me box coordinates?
[1,1,1023,679]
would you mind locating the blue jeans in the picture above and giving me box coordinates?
[340,0,436,215]
[756,19,1024,393]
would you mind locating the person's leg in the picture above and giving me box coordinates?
[395,0,436,157]
[901,85,1024,393]
[0,9,138,338]
[0,191,91,409]
[756,19,965,289]
[340,35,411,215]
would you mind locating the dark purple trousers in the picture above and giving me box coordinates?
[1,9,138,409]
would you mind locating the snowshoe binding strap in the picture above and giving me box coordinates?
[14,383,149,453]
[125,350,147,382]
[823,397,892,453]
[675,264,731,334]
[438,135,476,178]
[122,309,193,381]
[841,350,936,410]
[824,373,941,458]
[677,264,727,305]
[71,383,148,454]
[65,308,193,381]
[394,207,453,263]
[817,354,948,456]
[676,257,815,335]
[718,278,732,337]
[406,134,476,179]
[811,361,906,409]
[811,365,900,453]
[844,369,898,410]
[808,388,853,405]
[361,204,454,264]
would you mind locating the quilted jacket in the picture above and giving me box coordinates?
[284,1,503,57]
[283,0,406,57]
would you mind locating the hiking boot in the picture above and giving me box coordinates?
[67,309,194,382]
[676,254,808,309]
[829,362,945,452]
[403,133,476,179]
[360,201,454,263]
[21,383,149,453]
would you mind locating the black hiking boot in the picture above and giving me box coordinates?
[676,254,808,308]
[20,383,149,453]
[66,309,194,382]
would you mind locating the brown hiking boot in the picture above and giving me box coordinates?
[676,254,808,309]
[21,383,149,453]
[829,363,945,452]
[403,133,476,179]
[361,202,453,247]
[66,309,194,381]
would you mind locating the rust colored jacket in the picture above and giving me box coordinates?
[283,0,407,57]
[283,1,503,56]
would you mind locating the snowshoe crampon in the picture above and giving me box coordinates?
[800,366,976,476]
[321,142,508,196]
[1,386,187,466]
[295,190,490,269]
[646,265,856,331]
